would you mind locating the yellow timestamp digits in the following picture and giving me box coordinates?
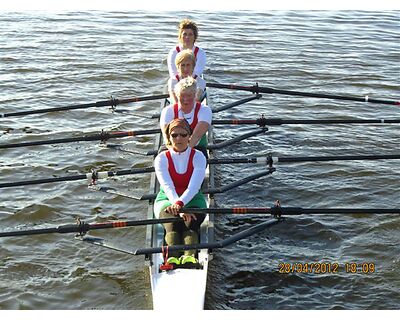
[278,262,339,274]
[345,262,375,274]
[278,262,376,274]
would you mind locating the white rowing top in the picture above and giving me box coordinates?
[167,45,206,79]
[154,147,206,206]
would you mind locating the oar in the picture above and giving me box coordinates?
[270,154,400,164]
[181,207,400,215]
[118,153,400,203]
[2,153,399,189]
[3,116,398,150]
[207,82,400,106]
[208,127,268,150]
[144,127,270,155]
[0,94,169,118]
[213,117,400,126]
[0,167,155,189]
[0,217,182,238]
[151,94,263,118]
[81,219,283,256]
[0,128,161,149]
[208,153,400,165]
[212,94,262,113]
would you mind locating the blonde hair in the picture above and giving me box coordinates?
[175,49,196,68]
[174,76,197,96]
[178,19,199,42]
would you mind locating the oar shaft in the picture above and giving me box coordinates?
[0,223,89,237]
[299,208,400,214]
[0,175,87,188]
[0,129,160,149]
[3,153,397,189]
[275,154,400,163]
[208,154,400,166]
[88,217,180,231]
[207,83,400,106]
[212,94,262,113]
[278,119,400,125]
[264,88,397,105]
[0,227,60,237]
[182,207,299,215]
[0,217,181,238]
[117,94,169,104]
[0,167,155,189]
[0,135,101,149]
[1,100,114,117]
[0,94,169,118]
[208,127,268,150]
[212,118,400,126]
[208,157,258,165]
[182,207,400,214]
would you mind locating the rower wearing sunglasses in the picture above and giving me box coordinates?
[154,118,207,266]
[160,76,212,157]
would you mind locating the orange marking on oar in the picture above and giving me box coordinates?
[113,221,127,228]
[233,208,247,214]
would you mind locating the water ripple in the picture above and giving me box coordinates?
[0,10,399,310]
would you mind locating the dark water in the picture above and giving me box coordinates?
[0,11,399,310]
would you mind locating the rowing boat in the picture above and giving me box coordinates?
[145,89,215,310]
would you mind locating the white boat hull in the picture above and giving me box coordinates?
[150,251,209,310]
[146,89,214,310]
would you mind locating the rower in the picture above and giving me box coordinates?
[168,49,206,104]
[167,19,206,80]
[154,118,207,266]
[160,76,212,157]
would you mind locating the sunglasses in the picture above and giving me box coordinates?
[170,133,189,138]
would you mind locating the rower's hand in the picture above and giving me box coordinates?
[179,213,197,223]
[165,204,182,216]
